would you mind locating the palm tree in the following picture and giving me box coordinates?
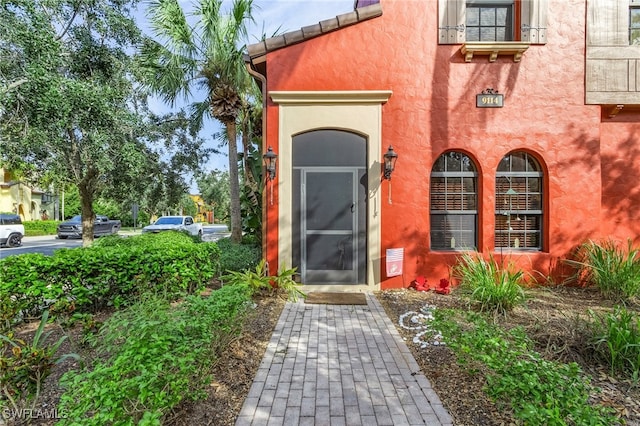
[139,0,255,243]
[238,74,263,211]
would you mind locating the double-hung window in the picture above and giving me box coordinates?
[495,152,543,250]
[631,5,640,45]
[466,2,514,42]
[439,0,548,44]
[430,152,478,250]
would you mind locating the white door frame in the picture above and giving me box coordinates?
[270,90,392,291]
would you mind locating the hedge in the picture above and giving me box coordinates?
[23,220,60,236]
[0,232,220,328]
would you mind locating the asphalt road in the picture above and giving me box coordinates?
[0,235,82,258]
[0,225,230,259]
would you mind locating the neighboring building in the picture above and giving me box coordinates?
[0,168,53,221]
[189,194,213,223]
[245,0,640,291]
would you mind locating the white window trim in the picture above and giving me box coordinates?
[438,0,548,54]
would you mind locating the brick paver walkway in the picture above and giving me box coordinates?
[235,293,453,425]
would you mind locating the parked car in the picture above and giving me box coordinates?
[0,213,24,247]
[142,215,203,238]
[57,215,121,239]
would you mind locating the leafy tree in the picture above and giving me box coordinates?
[139,0,257,243]
[93,199,121,221]
[1,0,145,246]
[61,186,81,220]
[179,193,198,217]
[196,169,230,224]
[1,0,208,245]
[109,109,210,221]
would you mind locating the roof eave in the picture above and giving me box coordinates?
[245,2,383,65]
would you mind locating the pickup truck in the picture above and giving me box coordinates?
[142,215,203,239]
[0,213,24,247]
[57,215,122,239]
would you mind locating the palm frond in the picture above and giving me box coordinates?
[138,37,199,106]
[195,0,222,46]
[187,100,211,137]
[229,0,254,41]
[140,0,257,137]
[146,0,196,56]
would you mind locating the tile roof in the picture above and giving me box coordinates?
[245,2,382,64]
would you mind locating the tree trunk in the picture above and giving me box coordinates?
[241,128,260,208]
[226,121,242,243]
[78,178,96,248]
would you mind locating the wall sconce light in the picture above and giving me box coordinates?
[263,146,277,206]
[263,146,277,181]
[383,145,398,180]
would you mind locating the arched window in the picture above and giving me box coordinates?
[495,152,543,250]
[430,152,478,250]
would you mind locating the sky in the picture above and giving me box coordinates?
[135,0,356,192]
[250,0,355,39]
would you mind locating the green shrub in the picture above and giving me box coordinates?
[588,306,640,381]
[270,263,306,302]
[241,233,260,245]
[92,230,196,249]
[216,237,261,272]
[57,284,252,425]
[452,253,527,316]
[433,310,618,425]
[88,233,125,248]
[221,260,305,301]
[0,253,55,328]
[0,311,78,411]
[221,258,271,292]
[0,233,221,327]
[568,239,640,302]
[23,220,60,236]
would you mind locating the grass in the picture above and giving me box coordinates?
[588,306,640,382]
[568,239,640,302]
[432,309,619,425]
[452,252,528,317]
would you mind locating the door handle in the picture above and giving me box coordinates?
[350,203,355,213]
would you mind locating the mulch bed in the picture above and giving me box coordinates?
[3,286,639,425]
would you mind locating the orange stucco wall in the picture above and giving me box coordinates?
[261,0,639,288]
[600,120,640,242]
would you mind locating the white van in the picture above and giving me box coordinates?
[0,213,24,247]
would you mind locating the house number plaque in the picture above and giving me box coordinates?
[476,88,503,108]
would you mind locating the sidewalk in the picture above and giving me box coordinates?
[235,293,453,426]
